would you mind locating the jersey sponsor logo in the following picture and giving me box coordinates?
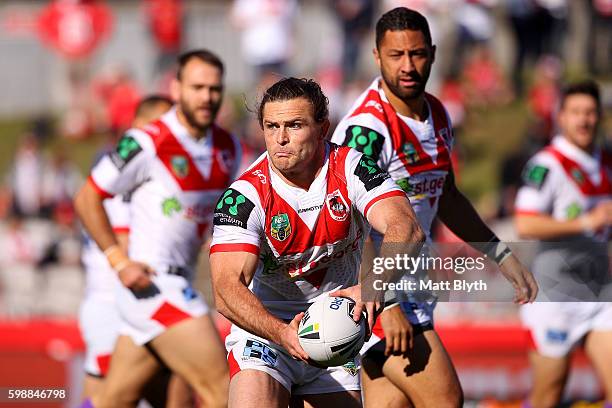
[397,175,446,198]
[354,155,390,191]
[326,189,349,221]
[342,360,359,376]
[365,100,383,113]
[522,164,549,190]
[402,142,420,165]
[570,168,585,185]
[252,169,267,184]
[566,202,582,219]
[242,339,278,366]
[270,213,291,241]
[182,285,198,301]
[171,155,190,178]
[545,329,568,343]
[110,135,143,169]
[343,125,384,160]
[214,189,255,228]
[161,197,182,216]
[298,204,323,214]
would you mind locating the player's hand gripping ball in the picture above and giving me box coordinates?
[298,296,367,367]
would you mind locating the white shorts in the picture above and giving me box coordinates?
[521,302,612,358]
[78,296,120,377]
[361,301,435,356]
[116,273,209,346]
[225,325,361,395]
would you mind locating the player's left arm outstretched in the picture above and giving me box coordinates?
[332,151,426,342]
[437,168,538,303]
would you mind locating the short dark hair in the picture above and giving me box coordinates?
[257,78,329,127]
[560,80,601,111]
[375,7,432,49]
[177,49,224,80]
[135,95,173,118]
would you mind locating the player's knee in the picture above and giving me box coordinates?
[191,372,229,408]
[435,384,463,408]
[95,388,140,408]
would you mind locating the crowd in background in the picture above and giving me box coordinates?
[0,0,610,319]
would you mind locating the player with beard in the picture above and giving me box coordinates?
[75,50,240,408]
[331,8,538,407]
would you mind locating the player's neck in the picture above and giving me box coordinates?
[382,81,427,121]
[564,135,595,155]
[270,145,326,190]
[176,108,209,140]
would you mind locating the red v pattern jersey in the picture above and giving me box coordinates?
[515,136,611,241]
[331,78,454,239]
[210,143,405,320]
[89,107,241,275]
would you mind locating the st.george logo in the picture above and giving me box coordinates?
[270,213,291,241]
[326,189,349,221]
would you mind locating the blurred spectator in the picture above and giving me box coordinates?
[91,64,141,134]
[332,0,375,84]
[587,0,612,75]
[439,74,466,131]
[449,1,495,79]
[230,0,298,82]
[527,56,561,141]
[0,216,40,316]
[143,0,183,82]
[5,134,45,218]
[507,0,566,96]
[462,44,513,108]
[40,150,83,220]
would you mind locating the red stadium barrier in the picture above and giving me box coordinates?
[0,318,602,407]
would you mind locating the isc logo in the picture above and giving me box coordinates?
[329,297,344,310]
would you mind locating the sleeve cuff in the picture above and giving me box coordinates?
[364,190,407,219]
[209,243,260,256]
[88,176,114,199]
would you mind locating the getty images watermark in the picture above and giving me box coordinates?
[360,241,611,302]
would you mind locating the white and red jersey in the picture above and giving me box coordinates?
[331,78,454,239]
[210,143,405,320]
[81,195,130,299]
[515,136,612,240]
[89,107,241,276]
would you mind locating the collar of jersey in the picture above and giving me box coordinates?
[267,143,331,195]
[552,135,600,174]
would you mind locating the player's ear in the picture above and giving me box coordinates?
[430,44,437,64]
[373,47,381,69]
[170,78,180,103]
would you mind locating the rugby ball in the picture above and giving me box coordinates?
[297,296,367,367]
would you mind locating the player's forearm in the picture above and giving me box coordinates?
[74,182,118,251]
[214,281,286,344]
[438,188,497,243]
[515,214,585,240]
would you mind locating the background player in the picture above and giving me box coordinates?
[515,80,612,408]
[210,77,425,408]
[74,49,240,408]
[78,95,173,401]
[331,7,538,407]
